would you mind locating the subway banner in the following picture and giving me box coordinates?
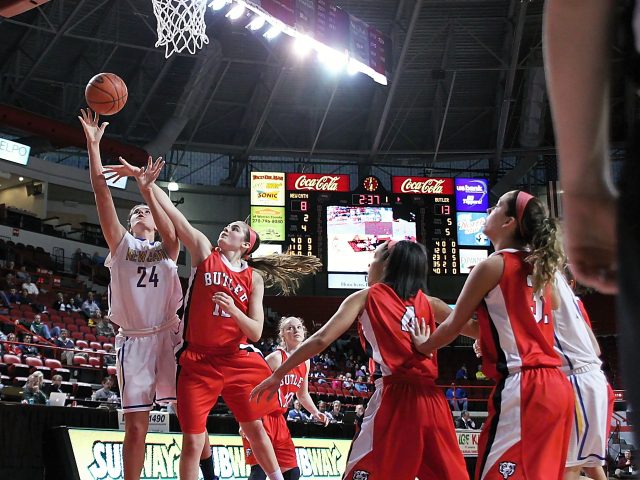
[455,429,480,457]
[67,429,351,480]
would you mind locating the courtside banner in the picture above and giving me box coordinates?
[456,429,480,457]
[67,429,351,480]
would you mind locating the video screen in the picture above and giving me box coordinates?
[326,206,416,273]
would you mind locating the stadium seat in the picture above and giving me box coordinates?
[3,354,21,365]
[75,317,86,326]
[88,357,101,367]
[67,324,79,332]
[25,357,43,368]
[96,335,108,343]
[107,365,117,376]
[75,340,88,349]
[102,343,113,351]
[72,355,87,366]
[89,342,101,350]
[79,326,91,334]
[85,333,96,342]
[71,332,84,341]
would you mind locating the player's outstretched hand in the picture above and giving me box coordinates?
[409,317,432,357]
[78,108,108,144]
[563,191,618,295]
[136,156,164,192]
[103,156,141,183]
[250,374,281,404]
[312,412,330,427]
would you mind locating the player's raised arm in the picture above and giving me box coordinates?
[78,109,126,254]
[103,157,211,265]
[131,157,180,262]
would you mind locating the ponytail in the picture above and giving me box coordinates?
[248,254,322,295]
[507,191,566,293]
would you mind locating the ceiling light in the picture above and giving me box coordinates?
[226,4,245,19]
[247,17,266,31]
[293,36,312,57]
[263,24,282,40]
[18,177,24,182]
[167,182,179,192]
[347,60,361,76]
[318,48,347,71]
[209,0,229,11]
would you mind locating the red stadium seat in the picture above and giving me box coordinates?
[85,333,96,342]
[3,354,21,365]
[75,317,86,326]
[66,324,79,332]
[89,342,102,350]
[72,355,87,366]
[53,322,65,330]
[25,357,43,367]
[102,343,113,351]
[88,357,101,367]
[107,365,117,376]
[71,331,83,340]
[79,326,91,334]
[75,340,88,349]
[44,358,62,369]
[96,335,108,343]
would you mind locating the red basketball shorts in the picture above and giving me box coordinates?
[242,412,297,470]
[343,375,469,480]
[475,367,573,480]
[176,344,279,434]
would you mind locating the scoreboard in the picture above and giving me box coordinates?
[282,174,490,289]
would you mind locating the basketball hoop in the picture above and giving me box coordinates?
[151,0,209,57]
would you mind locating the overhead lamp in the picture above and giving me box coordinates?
[247,16,266,31]
[347,59,361,76]
[167,182,179,192]
[318,48,347,71]
[263,24,282,40]
[226,4,245,20]
[209,0,229,11]
[18,176,24,181]
[293,36,312,57]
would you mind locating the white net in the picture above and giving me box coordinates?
[152,0,209,57]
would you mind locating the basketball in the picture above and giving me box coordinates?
[85,73,128,115]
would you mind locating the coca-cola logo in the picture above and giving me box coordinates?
[294,175,341,191]
[400,178,447,194]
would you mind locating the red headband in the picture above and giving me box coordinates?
[244,226,258,259]
[515,191,534,236]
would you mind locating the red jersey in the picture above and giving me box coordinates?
[275,348,307,414]
[182,249,253,349]
[476,249,560,381]
[357,283,438,380]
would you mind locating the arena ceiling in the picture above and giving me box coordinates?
[0,0,628,187]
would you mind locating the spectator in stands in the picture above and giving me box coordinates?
[331,374,344,391]
[45,375,64,395]
[54,330,75,365]
[455,364,468,380]
[355,364,368,379]
[615,450,637,478]
[354,376,368,393]
[53,292,72,312]
[102,351,116,366]
[21,371,47,405]
[21,276,39,297]
[6,288,19,304]
[3,333,21,355]
[96,315,116,338]
[354,404,365,436]
[92,376,118,402]
[71,293,84,312]
[91,251,105,265]
[6,260,15,272]
[15,288,31,305]
[455,411,476,429]
[343,373,355,391]
[19,334,40,358]
[287,400,309,423]
[475,364,487,381]
[330,400,344,423]
[446,383,468,411]
[310,370,327,385]
[29,314,60,340]
[81,292,100,319]
[15,265,29,282]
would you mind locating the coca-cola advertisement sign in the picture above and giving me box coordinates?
[392,176,454,195]
[287,173,350,192]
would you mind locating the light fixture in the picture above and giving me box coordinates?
[209,0,229,11]
[347,59,360,76]
[247,16,266,31]
[263,24,282,40]
[293,36,312,57]
[18,177,24,181]
[318,48,347,71]
[226,4,245,20]
[167,182,179,192]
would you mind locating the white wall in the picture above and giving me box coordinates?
[0,182,47,218]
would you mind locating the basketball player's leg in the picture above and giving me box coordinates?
[123,411,150,480]
[176,349,224,480]
[116,335,157,480]
[220,351,282,480]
